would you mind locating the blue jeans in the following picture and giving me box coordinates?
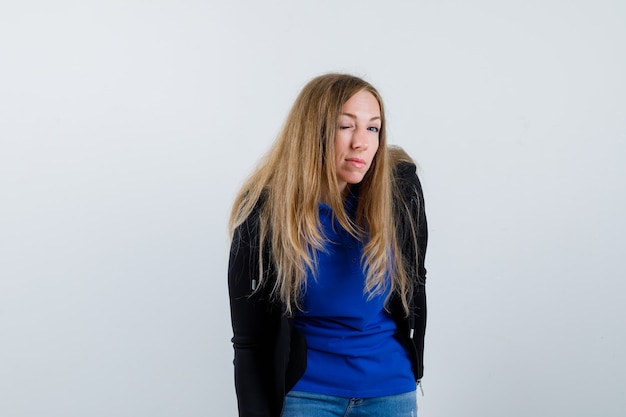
[281,390,417,417]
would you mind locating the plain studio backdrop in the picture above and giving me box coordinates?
[1,1,625,416]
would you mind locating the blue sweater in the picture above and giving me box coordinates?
[291,199,415,397]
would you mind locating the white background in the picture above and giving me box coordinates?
[1,1,625,416]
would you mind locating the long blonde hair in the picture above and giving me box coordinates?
[229,73,412,315]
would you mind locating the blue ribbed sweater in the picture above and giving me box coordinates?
[291,198,415,397]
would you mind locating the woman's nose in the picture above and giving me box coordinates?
[351,128,369,149]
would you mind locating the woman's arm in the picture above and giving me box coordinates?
[412,172,428,380]
[228,211,278,417]
[393,160,429,380]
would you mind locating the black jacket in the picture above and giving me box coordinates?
[228,161,428,417]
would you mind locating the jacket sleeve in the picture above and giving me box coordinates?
[412,172,428,380]
[228,210,280,417]
[393,161,429,380]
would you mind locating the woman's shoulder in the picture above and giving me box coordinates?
[388,146,420,186]
[392,159,422,197]
[393,160,417,180]
[231,188,269,240]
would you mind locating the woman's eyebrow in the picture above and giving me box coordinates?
[340,112,381,121]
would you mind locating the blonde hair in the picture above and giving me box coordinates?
[229,73,413,315]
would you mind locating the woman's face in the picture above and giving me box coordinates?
[334,90,381,193]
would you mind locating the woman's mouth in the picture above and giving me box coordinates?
[346,158,366,168]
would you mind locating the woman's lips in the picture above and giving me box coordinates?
[346,158,366,168]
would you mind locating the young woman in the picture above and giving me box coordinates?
[228,73,428,417]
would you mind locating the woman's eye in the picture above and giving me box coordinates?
[368,126,380,133]
[339,125,352,129]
